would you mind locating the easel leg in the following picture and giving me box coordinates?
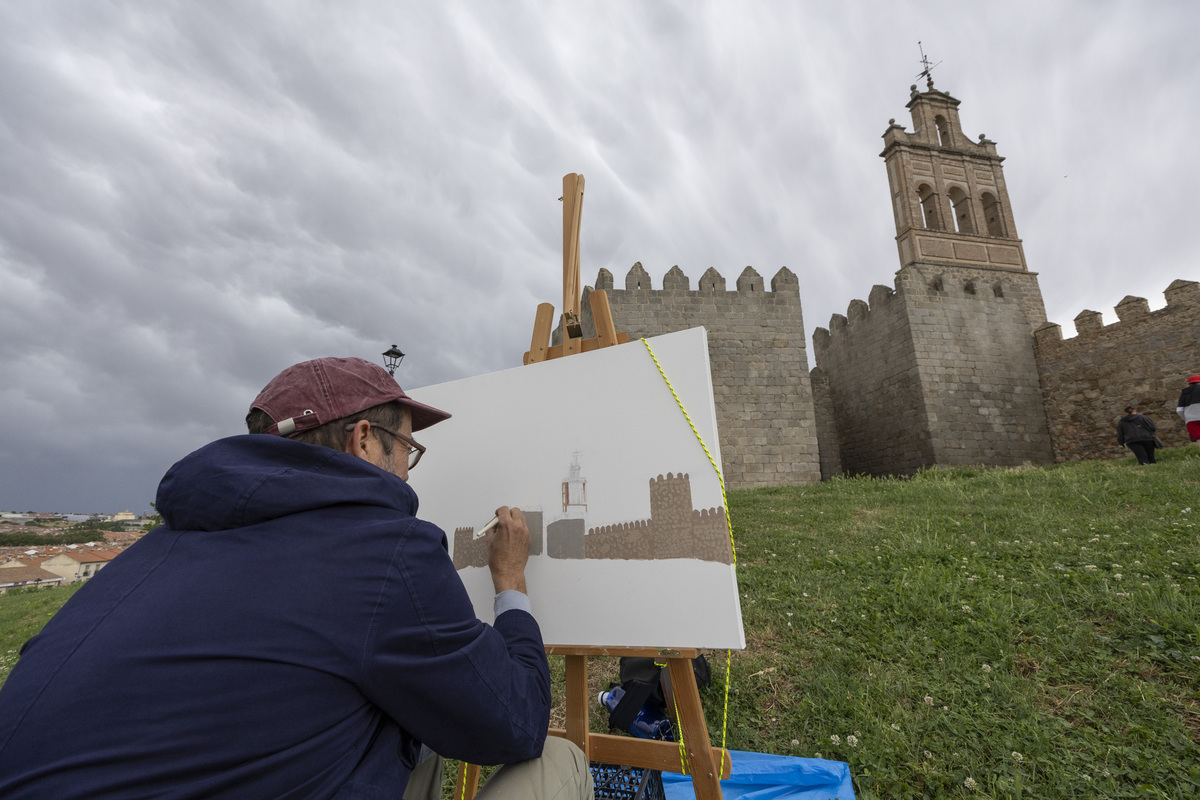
[665,659,724,800]
[564,655,591,760]
[454,762,481,800]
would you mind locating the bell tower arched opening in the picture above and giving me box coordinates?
[917,184,943,230]
[935,115,952,147]
[948,186,974,234]
[981,192,1005,237]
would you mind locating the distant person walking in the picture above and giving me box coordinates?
[1117,406,1158,465]
[1178,374,1200,451]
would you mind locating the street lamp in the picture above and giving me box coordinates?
[381,345,406,377]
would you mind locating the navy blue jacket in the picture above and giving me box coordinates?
[0,435,550,799]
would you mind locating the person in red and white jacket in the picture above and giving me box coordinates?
[1177,374,1200,450]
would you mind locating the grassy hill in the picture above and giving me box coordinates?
[3,448,1197,798]
[697,445,1199,798]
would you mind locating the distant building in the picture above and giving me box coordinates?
[0,566,64,594]
[39,550,119,583]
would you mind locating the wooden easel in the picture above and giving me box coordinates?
[455,174,730,799]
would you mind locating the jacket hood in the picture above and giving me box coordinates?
[156,435,418,532]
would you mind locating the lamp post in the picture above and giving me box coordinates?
[381,345,405,377]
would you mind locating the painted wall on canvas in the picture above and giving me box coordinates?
[408,327,744,649]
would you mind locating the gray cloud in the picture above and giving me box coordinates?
[1,0,1196,512]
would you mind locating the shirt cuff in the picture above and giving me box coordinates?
[494,589,532,619]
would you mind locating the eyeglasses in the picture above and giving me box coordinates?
[345,422,426,470]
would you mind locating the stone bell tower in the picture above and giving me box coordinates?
[812,77,1055,477]
[879,77,1047,328]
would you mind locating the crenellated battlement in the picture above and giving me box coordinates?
[594,263,800,297]
[1033,279,1200,462]
[1033,279,1200,345]
[812,265,1043,363]
[585,262,821,490]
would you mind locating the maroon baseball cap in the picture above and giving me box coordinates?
[1190,375,1200,384]
[250,357,450,437]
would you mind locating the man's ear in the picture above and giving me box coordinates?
[344,419,372,460]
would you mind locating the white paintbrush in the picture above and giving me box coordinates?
[473,515,500,540]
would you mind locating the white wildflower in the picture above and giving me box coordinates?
[964,776,977,790]
[830,734,841,745]
[1012,751,1023,763]
[981,664,992,674]
[846,735,858,747]
[924,696,934,706]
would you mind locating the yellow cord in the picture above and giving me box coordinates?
[640,337,737,782]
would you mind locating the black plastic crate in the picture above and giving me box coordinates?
[589,762,666,800]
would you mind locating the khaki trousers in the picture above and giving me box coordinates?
[403,738,594,800]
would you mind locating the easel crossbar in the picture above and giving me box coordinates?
[546,730,732,778]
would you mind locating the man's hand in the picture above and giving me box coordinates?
[487,506,530,595]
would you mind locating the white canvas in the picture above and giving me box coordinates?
[408,327,745,649]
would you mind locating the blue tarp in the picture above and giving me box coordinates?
[661,750,855,800]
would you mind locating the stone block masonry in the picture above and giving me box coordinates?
[813,265,1054,476]
[1034,279,1200,461]
[812,280,928,476]
[580,263,821,489]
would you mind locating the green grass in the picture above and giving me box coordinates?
[4,448,1198,798]
[706,445,1200,799]
[0,583,83,685]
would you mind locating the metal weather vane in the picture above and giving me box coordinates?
[917,41,942,90]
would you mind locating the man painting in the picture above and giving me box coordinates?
[0,356,592,799]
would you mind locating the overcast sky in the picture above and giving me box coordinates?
[2,1,1196,514]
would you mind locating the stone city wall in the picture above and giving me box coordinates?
[808,366,843,479]
[1034,279,1200,461]
[812,280,928,476]
[813,265,1053,476]
[896,266,1053,468]
[581,263,821,489]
